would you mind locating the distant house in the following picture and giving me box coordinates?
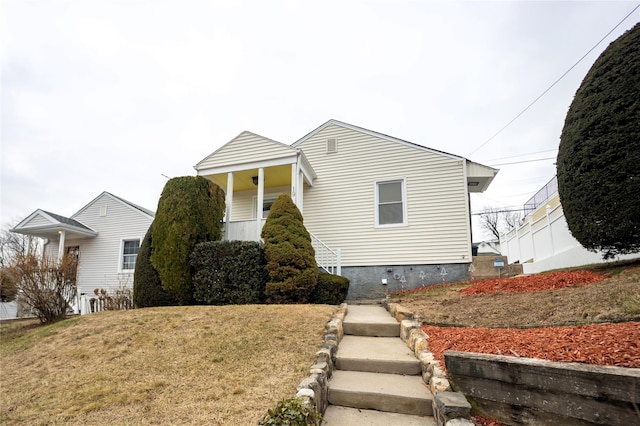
[11,192,154,312]
[473,240,501,256]
[195,119,498,298]
[500,176,639,273]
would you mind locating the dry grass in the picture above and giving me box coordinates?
[394,261,640,328]
[0,304,336,425]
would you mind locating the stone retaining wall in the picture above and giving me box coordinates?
[445,350,640,426]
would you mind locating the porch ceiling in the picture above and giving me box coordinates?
[208,164,296,192]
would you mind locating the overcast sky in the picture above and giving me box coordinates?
[1,0,638,241]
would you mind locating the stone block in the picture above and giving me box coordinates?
[400,319,420,341]
[414,336,429,356]
[325,318,343,341]
[430,377,451,394]
[435,391,471,418]
[394,305,414,322]
[407,328,424,352]
[445,419,475,426]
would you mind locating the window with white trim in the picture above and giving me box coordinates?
[252,196,279,219]
[122,239,140,270]
[375,179,406,226]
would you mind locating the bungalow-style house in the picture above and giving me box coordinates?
[11,192,154,313]
[195,119,498,298]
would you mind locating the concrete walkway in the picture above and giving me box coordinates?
[322,304,436,425]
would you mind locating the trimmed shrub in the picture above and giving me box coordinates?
[557,23,640,259]
[151,176,225,304]
[310,272,350,305]
[258,398,322,426]
[261,194,318,304]
[133,226,175,307]
[191,240,267,305]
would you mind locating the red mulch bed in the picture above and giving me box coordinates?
[461,270,605,295]
[417,269,636,426]
[422,322,640,369]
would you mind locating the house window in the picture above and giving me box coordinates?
[122,239,140,270]
[253,196,278,219]
[376,179,407,226]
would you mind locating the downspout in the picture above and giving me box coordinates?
[462,159,473,261]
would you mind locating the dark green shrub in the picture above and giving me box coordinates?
[261,194,317,304]
[557,23,640,259]
[151,176,225,304]
[310,272,349,305]
[133,226,175,307]
[191,240,267,305]
[258,398,322,426]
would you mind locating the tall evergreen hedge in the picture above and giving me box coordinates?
[133,226,175,307]
[191,241,267,305]
[150,176,225,304]
[261,194,318,303]
[557,23,640,259]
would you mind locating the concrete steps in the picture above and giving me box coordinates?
[324,304,435,424]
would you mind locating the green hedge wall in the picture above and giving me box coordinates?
[310,272,350,305]
[191,240,267,305]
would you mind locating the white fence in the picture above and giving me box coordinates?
[500,204,639,274]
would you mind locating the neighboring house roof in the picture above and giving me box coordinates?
[72,191,155,219]
[11,209,98,240]
[293,119,498,192]
[11,191,155,240]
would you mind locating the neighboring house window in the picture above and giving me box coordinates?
[122,239,140,270]
[375,179,407,226]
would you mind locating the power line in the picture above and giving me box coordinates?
[488,156,556,166]
[482,149,557,163]
[468,3,640,157]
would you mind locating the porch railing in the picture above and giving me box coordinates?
[225,220,342,275]
[311,232,341,275]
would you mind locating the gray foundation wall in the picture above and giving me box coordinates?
[341,263,469,300]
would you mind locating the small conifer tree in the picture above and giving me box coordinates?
[133,226,175,307]
[261,194,317,303]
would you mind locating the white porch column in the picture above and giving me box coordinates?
[256,167,264,240]
[57,230,66,260]
[226,172,234,240]
[291,156,303,213]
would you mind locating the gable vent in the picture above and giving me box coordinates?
[99,206,108,217]
[326,138,338,153]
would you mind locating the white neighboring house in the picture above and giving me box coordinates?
[195,119,498,298]
[500,176,640,273]
[11,192,154,314]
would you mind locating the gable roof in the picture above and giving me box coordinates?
[293,119,462,160]
[293,119,498,192]
[11,209,98,240]
[11,192,154,241]
[195,130,298,172]
[72,191,155,219]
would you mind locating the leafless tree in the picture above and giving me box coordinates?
[8,253,78,323]
[478,207,522,240]
[0,223,41,269]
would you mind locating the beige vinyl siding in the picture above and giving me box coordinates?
[197,131,295,170]
[298,124,471,266]
[230,186,289,221]
[70,194,153,295]
[24,214,53,227]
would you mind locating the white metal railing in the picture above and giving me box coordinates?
[310,232,341,275]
